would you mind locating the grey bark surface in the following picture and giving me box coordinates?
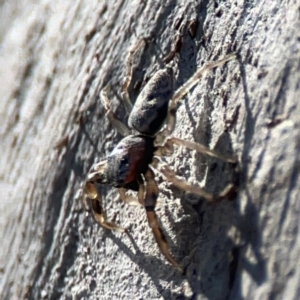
[0,0,299,299]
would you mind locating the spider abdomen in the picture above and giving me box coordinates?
[128,68,174,136]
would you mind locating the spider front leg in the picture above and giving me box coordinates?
[144,168,183,273]
[84,182,125,232]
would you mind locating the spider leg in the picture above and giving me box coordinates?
[157,53,236,141]
[144,168,183,273]
[170,53,236,110]
[121,39,146,114]
[154,106,177,146]
[99,40,146,136]
[162,34,182,64]
[156,54,236,144]
[100,88,131,136]
[137,175,146,206]
[164,136,236,163]
[84,182,125,232]
[118,188,140,206]
[118,175,145,206]
[152,157,235,203]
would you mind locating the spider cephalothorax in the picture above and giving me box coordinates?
[87,135,155,191]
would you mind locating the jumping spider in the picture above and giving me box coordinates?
[83,39,236,273]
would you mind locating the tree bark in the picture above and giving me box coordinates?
[0,1,299,299]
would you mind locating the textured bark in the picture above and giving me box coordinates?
[0,1,299,299]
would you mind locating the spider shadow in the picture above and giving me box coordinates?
[159,131,238,297]
[226,51,267,299]
[103,227,187,299]
[162,50,266,300]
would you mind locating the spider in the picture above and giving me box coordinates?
[83,39,236,273]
